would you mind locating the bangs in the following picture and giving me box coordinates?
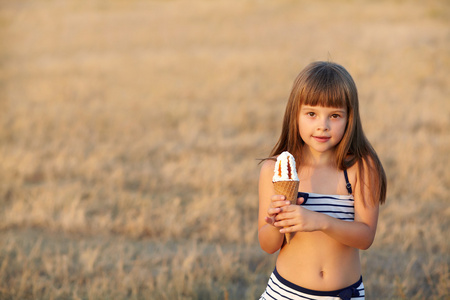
[300,64,351,109]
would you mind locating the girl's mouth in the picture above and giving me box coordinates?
[313,136,331,142]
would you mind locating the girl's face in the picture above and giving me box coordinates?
[298,105,348,155]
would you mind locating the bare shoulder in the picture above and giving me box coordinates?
[351,156,379,207]
[346,161,358,186]
[261,158,276,172]
[347,156,376,182]
[260,158,276,179]
[259,159,276,191]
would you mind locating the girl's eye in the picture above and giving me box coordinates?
[307,112,316,117]
[331,114,341,119]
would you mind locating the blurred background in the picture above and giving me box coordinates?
[0,0,449,299]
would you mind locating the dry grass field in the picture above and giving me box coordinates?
[0,0,449,299]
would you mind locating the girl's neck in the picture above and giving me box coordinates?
[301,147,336,168]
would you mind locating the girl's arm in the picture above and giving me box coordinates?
[258,159,287,254]
[275,160,379,250]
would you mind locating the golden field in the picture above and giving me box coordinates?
[0,0,449,299]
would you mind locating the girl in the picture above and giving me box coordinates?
[258,61,387,300]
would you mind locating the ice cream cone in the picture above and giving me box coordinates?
[272,151,300,244]
[273,180,299,244]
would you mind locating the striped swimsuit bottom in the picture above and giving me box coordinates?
[260,268,365,300]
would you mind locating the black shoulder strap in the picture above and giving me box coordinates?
[344,169,353,194]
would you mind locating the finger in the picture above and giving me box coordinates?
[265,216,274,225]
[270,195,286,202]
[267,207,281,216]
[269,201,289,210]
[272,200,291,208]
[274,219,291,228]
[297,197,305,205]
[275,210,294,221]
[280,225,295,233]
[279,204,296,213]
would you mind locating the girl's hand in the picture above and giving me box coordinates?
[264,195,290,227]
[274,198,321,233]
[265,196,305,227]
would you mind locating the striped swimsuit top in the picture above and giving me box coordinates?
[297,169,355,221]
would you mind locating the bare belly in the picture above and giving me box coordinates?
[276,231,361,291]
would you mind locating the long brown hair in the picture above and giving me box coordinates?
[269,61,386,205]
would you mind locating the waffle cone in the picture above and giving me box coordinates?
[273,180,299,244]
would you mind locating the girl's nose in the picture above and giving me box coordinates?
[317,118,330,131]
